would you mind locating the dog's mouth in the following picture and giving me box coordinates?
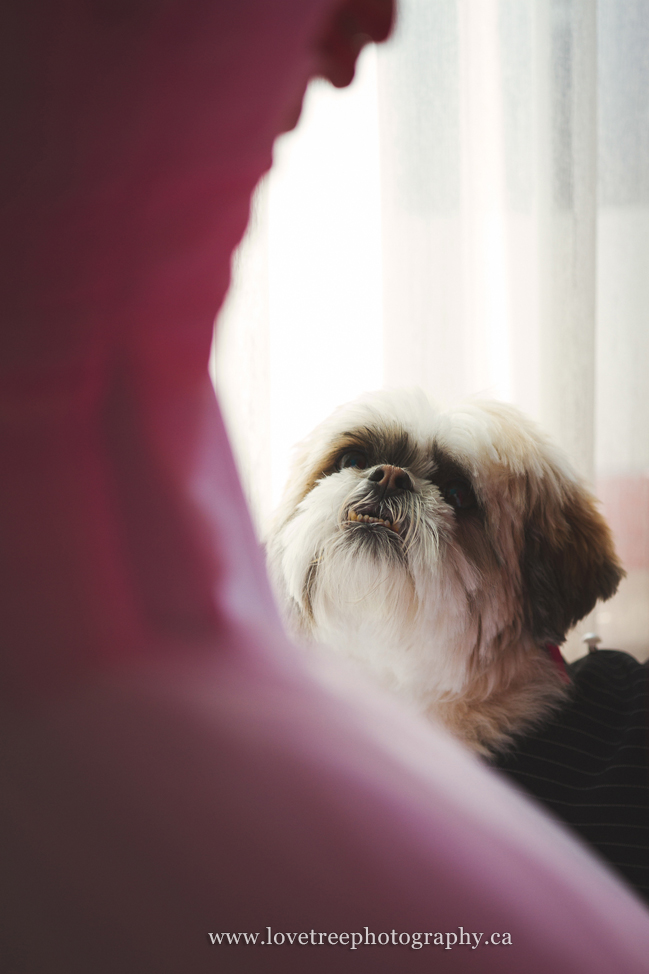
[345,507,402,535]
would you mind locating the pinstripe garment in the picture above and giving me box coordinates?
[491,650,649,904]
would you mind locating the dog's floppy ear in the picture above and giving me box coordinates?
[522,479,625,644]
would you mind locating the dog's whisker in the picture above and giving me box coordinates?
[341,571,397,604]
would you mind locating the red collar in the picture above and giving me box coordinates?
[545,643,571,684]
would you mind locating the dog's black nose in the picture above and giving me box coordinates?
[368,465,413,493]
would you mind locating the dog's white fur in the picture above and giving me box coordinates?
[267,389,624,754]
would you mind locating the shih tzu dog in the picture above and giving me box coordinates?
[266,388,625,756]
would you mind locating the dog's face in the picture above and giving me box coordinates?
[267,389,624,710]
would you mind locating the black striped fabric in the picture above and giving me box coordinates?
[491,650,649,904]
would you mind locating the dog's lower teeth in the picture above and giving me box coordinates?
[347,509,399,532]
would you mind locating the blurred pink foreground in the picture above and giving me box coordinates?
[0,2,647,971]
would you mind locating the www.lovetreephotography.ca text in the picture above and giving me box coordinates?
[208,927,513,950]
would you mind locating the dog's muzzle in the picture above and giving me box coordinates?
[342,465,417,537]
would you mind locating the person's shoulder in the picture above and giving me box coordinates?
[567,649,648,715]
[568,648,648,681]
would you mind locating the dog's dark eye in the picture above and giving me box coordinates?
[338,451,368,471]
[442,480,476,510]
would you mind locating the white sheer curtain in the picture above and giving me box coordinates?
[213,0,649,662]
